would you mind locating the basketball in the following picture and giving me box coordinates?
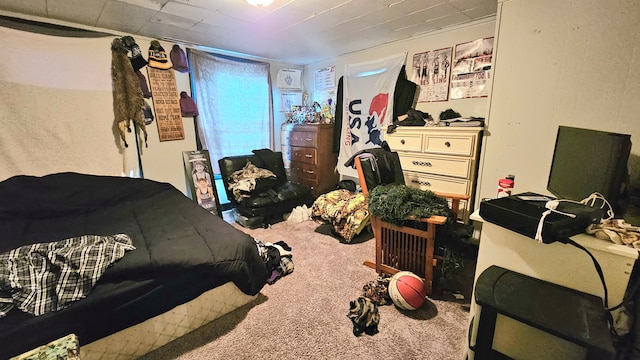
[388,271,426,310]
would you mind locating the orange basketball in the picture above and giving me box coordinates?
[388,271,426,310]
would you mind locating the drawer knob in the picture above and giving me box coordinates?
[412,160,432,167]
[306,170,315,174]
[305,154,313,158]
[306,138,313,141]
[400,139,406,145]
[444,141,451,147]
[411,179,431,187]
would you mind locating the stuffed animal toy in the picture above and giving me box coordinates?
[111,37,147,148]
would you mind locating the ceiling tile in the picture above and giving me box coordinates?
[425,12,473,29]
[449,0,497,12]
[396,0,448,15]
[148,12,199,29]
[463,4,499,19]
[325,0,392,18]
[214,1,282,22]
[286,0,353,14]
[160,1,213,22]
[114,0,167,11]
[384,2,460,31]
[321,19,381,41]
[48,0,108,27]
[171,0,235,11]
[0,0,47,17]
[247,7,311,33]
[138,18,193,41]
[97,1,157,34]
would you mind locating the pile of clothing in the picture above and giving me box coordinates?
[347,274,393,336]
[586,219,640,248]
[227,162,277,202]
[254,240,294,284]
[311,189,370,242]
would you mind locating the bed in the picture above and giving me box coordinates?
[0,172,268,359]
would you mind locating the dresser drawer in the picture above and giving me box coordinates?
[291,175,317,190]
[403,171,469,195]
[385,133,423,152]
[290,146,317,165]
[289,131,318,147]
[423,133,475,156]
[290,162,318,182]
[399,154,472,179]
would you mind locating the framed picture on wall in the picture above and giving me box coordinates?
[450,37,494,99]
[182,150,221,217]
[412,47,452,102]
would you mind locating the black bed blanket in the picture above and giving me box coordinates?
[0,172,268,358]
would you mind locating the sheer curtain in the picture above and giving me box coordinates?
[189,49,273,173]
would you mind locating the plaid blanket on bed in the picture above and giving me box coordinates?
[0,234,135,317]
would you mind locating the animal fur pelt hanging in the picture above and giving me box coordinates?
[111,37,147,148]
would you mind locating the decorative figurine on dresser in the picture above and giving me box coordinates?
[281,123,339,197]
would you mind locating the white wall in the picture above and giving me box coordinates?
[303,18,497,122]
[477,0,640,212]
[0,12,299,196]
[0,25,132,182]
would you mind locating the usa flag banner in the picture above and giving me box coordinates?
[338,53,406,177]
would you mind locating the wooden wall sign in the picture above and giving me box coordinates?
[147,67,185,141]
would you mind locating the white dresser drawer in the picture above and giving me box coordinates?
[399,154,472,179]
[403,171,469,195]
[423,133,475,156]
[386,133,423,152]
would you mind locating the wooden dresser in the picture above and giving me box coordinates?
[281,123,339,197]
[384,126,483,222]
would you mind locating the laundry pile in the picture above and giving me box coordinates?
[254,240,294,285]
[347,274,393,336]
[586,219,640,248]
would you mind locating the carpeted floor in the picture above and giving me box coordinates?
[139,217,476,360]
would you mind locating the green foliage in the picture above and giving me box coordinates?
[368,184,473,282]
[440,247,464,281]
[367,184,453,225]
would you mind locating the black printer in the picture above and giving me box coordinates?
[479,192,603,244]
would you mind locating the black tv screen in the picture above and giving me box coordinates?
[547,126,632,217]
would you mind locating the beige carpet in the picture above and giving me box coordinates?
[139,218,473,360]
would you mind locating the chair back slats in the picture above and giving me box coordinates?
[355,150,469,295]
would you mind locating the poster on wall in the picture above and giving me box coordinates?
[182,150,221,217]
[276,68,302,90]
[313,66,337,119]
[280,92,303,112]
[449,37,494,100]
[314,66,336,90]
[411,47,452,102]
[147,67,185,141]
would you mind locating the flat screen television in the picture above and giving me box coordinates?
[547,126,632,217]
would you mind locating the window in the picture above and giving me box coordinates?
[189,50,273,174]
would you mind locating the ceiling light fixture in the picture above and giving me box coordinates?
[246,0,274,7]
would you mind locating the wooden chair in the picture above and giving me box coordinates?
[354,153,468,295]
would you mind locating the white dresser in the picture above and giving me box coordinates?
[383,126,483,222]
